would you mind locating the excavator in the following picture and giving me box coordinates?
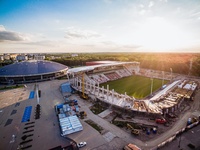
[127,123,139,135]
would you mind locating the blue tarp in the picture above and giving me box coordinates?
[61,82,72,93]
[29,91,35,99]
[57,104,64,109]
[21,106,32,122]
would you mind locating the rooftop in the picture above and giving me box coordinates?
[0,60,68,76]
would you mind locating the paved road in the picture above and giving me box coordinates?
[160,124,200,150]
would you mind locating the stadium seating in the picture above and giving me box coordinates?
[89,74,109,84]
[89,68,134,84]
[104,72,121,81]
[116,69,131,77]
[87,64,140,84]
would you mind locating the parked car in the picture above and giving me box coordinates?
[156,118,166,124]
[77,142,87,148]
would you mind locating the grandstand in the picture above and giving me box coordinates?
[139,68,177,80]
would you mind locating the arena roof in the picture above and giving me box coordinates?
[68,61,139,73]
[0,60,68,77]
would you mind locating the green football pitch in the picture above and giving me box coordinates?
[100,75,169,99]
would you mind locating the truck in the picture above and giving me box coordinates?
[123,143,141,150]
[79,111,87,119]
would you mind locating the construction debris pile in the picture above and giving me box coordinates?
[132,80,198,114]
[172,80,198,99]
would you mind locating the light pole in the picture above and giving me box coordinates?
[162,71,164,86]
[170,68,173,81]
[178,132,182,148]
[150,78,153,95]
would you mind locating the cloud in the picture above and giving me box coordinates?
[159,0,168,2]
[122,44,141,49]
[0,25,6,31]
[191,11,200,17]
[0,25,29,42]
[26,40,58,47]
[101,40,118,45]
[65,28,102,39]
[139,4,144,8]
[148,1,154,8]
[103,0,112,4]
[139,9,146,15]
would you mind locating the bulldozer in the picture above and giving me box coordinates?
[127,123,139,135]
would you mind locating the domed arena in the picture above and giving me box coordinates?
[0,60,68,84]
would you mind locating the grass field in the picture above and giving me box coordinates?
[100,75,169,99]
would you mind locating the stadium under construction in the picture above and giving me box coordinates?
[67,61,198,116]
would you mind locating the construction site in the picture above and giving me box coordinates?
[66,61,200,149]
[1,60,200,150]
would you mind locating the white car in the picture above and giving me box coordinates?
[77,142,87,148]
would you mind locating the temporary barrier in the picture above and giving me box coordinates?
[21,106,32,122]
[29,91,35,99]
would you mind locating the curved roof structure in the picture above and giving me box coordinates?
[0,60,68,77]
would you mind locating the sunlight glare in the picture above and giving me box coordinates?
[134,17,192,51]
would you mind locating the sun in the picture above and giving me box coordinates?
[134,17,193,51]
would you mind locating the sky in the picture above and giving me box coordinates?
[0,0,200,53]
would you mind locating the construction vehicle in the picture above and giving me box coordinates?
[127,123,139,135]
[79,111,87,119]
[186,117,199,129]
[124,145,132,150]
[156,118,166,124]
[123,143,141,150]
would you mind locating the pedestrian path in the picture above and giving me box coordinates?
[98,109,113,118]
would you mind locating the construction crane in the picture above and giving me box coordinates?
[80,72,88,100]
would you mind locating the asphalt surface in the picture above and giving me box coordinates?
[0,81,73,150]
[160,124,200,150]
[0,79,200,150]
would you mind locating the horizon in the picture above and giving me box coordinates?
[1,51,200,54]
[0,0,200,53]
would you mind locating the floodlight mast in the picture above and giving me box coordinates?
[150,78,153,95]
[36,84,39,104]
[162,71,164,86]
[170,68,173,81]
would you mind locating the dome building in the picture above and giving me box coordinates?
[0,60,68,84]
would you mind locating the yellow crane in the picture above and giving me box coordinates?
[80,72,88,99]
